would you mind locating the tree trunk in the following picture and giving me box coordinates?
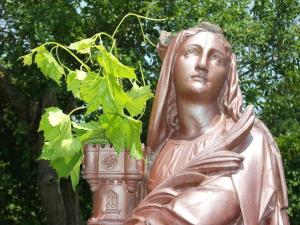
[38,160,67,225]
[37,160,84,225]
[1,74,85,225]
[61,179,84,225]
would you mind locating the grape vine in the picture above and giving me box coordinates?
[20,13,165,190]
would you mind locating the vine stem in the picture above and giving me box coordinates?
[138,63,146,86]
[93,32,118,55]
[54,46,72,72]
[41,42,91,72]
[112,13,166,38]
[94,32,115,43]
[68,106,87,116]
[137,17,156,47]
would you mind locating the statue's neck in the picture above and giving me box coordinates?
[175,97,222,140]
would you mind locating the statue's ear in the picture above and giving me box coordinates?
[156,31,175,61]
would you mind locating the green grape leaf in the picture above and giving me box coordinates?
[96,45,137,79]
[35,48,65,85]
[126,83,153,117]
[72,121,100,130]
[66,70,87,99]
[80,72,104,113]
[126,117,143,159]
[99,114,114,129]
[129,139,143,160]
[75,70,88,80]
[99,114,143,159]
[80,72,121,114]
[38,141,59,160]
[76,129,108,144]
[32,45,47,52]
[80,72,105,114]
[70,154,83,190]
[59,139,82,157]
[106,75,128,111]
[39,107,63,141]
[59,119,73,140]
[20,53,33,66]
[38,138,80,160]
[73,120,108,144]
[48,109,69,127]
[38,107,82,161]
[51,152,82,178]
[69,38,94,54]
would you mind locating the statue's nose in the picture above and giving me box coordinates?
[196,55,208,73]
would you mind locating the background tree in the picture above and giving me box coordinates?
[0,0,299,224]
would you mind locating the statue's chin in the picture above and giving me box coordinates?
[190,79,206,89]
[187,82,222,103]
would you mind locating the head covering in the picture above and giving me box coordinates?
[147,26,244,152]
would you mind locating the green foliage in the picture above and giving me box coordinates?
[126,83,153,117]
[66,70,87,99]
[34,47,65,85]
[69,38,95,54]
[275,121,300,220]
[22,14,156,189]
[38,107,87,189]
[20,53,33,66]
[97,45,137,79]
[100,114,143,159]
[73,121,107,144]
[79,72,110,114]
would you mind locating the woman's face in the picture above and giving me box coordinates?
[173,31,230,103]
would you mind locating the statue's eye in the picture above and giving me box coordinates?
[211,54,220,61]
[210,54,223,65]
[186,47,199,56]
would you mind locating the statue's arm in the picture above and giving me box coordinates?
[127,175,241,225]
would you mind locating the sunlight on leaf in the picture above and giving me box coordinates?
[50,152,82,178]
[69,38,94,54]
[96,45,137,79]
[126,83,153,117]
[80,72,123,114]
[48,110,68,127]
[35,48,65,85]
[99,114,143,159]
[20,53,33,66]
[70,154,83,191]
[66,70,87,99]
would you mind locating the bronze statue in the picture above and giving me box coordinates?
[126,22,290,225]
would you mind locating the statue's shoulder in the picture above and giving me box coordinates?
[235,117,281,158]
[253,119,280,152]
[225,114,270,141]
[251,119,266,138]
[224,114,269,156]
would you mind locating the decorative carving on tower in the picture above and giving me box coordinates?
[82,144,144,225]
[104,190,119,213]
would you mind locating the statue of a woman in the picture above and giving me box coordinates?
[127,22,290,225]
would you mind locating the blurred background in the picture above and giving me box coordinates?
[0,0,299,224]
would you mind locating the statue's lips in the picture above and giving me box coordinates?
[191,74,206,82]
